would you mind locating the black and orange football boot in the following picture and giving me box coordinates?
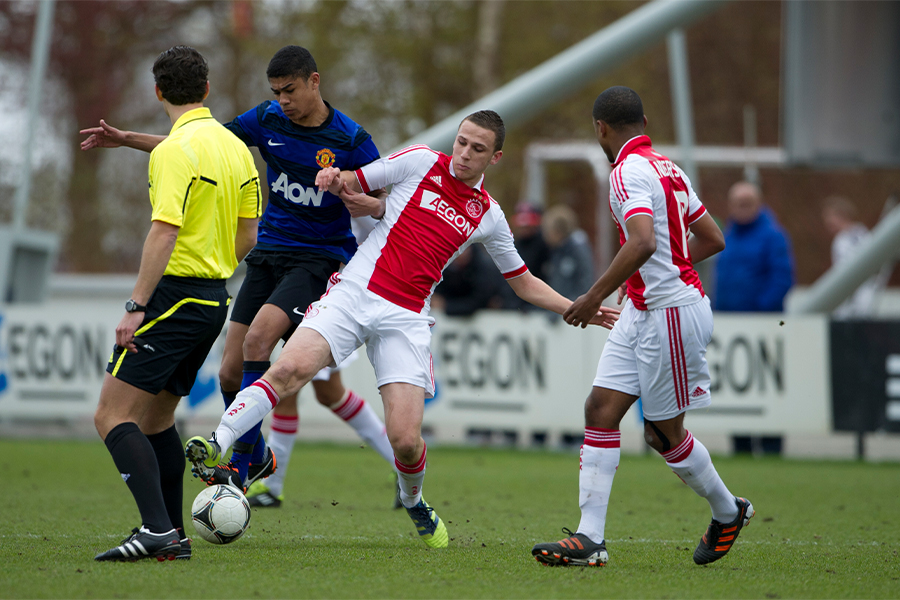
[195,461,245,492]
[246,447,277,489]
[531,528,608,567]
[693,497,755,565]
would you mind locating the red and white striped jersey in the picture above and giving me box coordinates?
[346,145,527,314]
[609,135,706,310]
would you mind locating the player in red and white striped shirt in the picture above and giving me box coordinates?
[187,110,618,549]
[533,87,754,568]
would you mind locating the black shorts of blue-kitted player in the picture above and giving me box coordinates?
[229,249,340,342]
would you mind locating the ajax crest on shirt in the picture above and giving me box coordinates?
[466,195,485,218]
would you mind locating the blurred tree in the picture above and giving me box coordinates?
[2,0,893,285]
[473,0,505,98]
[0,0,200,272]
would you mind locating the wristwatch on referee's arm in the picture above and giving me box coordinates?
[125,299,147,313]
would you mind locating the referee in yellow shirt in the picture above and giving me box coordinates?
[93,46,260,562]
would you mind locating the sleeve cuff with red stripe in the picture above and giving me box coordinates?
[355,169,370,194]
[623,206,653,221]
[687,207,707,225]
[502,264,528,280]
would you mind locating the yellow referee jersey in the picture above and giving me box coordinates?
[148,107,260,279]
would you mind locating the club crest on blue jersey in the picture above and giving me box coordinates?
[316,148,336,168]
[224,100,380,263]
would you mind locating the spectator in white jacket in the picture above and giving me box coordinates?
[821,196,883,319]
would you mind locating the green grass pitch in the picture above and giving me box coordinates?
[2,439,898,599]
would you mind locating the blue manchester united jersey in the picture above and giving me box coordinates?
[225,101,380,263]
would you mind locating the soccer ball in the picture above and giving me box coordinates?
[191,484,251,544]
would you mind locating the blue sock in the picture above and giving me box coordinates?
[222,388,237,409]
[230,361,270,480]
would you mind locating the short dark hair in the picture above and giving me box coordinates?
[266,45,318,80]
[592,86,644,128]
[151,46,208,106]
[461,110,505,152]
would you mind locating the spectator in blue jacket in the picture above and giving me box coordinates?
[714,181,794,312]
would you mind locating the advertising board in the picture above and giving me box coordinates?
[0,300,832,443]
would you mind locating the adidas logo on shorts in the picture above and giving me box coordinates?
[690,386,706,398]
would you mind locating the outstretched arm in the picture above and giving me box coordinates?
[564,214,655,328]
[506,271,619,329]
[80,119,166,153]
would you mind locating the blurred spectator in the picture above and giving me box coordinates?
[432,245,505,316]
[821,196,880,319]
[714,181,794,312]
[542,205,595,301]
[500,202,552,311]
[511,202,551,279]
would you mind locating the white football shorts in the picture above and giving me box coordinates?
[311,349,359,382]
[593,296,713,421]
[299,276,436,397]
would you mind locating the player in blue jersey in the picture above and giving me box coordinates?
[80,46,399,505]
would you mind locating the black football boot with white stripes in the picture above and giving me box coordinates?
[175,527,192,560]
[94,526,181,562]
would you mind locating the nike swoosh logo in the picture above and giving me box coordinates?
[267,139,285,146]
[293,307,304,315]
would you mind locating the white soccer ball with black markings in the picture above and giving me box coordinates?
[191,484,251,544]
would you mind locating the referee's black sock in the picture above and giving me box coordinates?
[104,422,173,534]
[146,424,185,532]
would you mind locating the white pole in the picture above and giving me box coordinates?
[667,28,699,186]
[396,0,728,153]
[13,0,56,230]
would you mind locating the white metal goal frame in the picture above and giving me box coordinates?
[521,141,788,275]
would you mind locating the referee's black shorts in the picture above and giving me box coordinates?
[107,275,229,397]
[230,248,341,341]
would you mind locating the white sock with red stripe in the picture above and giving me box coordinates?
[576,427,620,544]
[330,390,394,464]
[215,380,279,453]
[395,445,427,509]
[663,431,738,523]
[263,414,298,497]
